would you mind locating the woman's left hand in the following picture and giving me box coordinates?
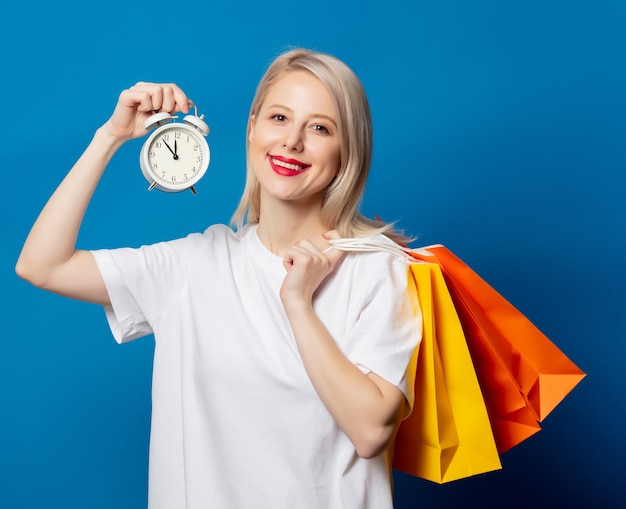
[280,230,345,309]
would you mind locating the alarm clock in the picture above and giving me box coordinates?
[139,104,210,195]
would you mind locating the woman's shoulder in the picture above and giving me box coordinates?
[137,224,239,259]
[199,223,237,240]
[200,223,256,239]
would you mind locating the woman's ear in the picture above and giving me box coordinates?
[248,114,256,143]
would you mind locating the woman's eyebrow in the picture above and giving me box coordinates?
[265,103,338,127]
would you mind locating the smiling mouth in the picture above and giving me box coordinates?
[270,157,310,172]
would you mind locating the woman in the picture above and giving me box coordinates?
[16,49,422,508]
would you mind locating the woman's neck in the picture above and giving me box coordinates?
[256,198,330,257]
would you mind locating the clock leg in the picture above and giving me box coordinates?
[148,181,157,191]
[189,186,197,195]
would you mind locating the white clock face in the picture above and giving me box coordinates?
[144,125,209,190]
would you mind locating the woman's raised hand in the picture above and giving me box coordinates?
[102,82,191,142]
[16,82,191,303]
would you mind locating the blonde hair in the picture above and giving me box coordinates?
[231,48,408,243]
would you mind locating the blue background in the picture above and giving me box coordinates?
[1,1,624,507]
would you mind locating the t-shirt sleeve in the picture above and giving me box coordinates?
[349,254,422,412]
[91,249,149,343]
[91,237,192,344]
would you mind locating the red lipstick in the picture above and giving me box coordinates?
[268,154,311,177]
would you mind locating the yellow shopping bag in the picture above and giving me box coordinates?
[392,262,502,483]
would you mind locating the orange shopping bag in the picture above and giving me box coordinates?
[392,261,502,483]
[409,245,586,453]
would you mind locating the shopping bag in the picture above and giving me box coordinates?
[328,237,585,479]
[408,245,586,453]
[392,261,502,483]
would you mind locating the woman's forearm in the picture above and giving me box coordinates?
[285,302,405,459]
[17,83,192,303]
[16,126,122,288]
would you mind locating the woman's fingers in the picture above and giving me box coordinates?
[105,82,191,141]
[321,230,345,265]
[127,82,190,114]
[281,236,346,306]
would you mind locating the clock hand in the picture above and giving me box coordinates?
[162,139,179,160]
[174,139,178,156]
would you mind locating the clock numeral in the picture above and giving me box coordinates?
[162,134,170,141]
[152,162,158,170]
[175,132,182,139]
[150,151,156,158]
[193,144,199,151]
[196,156,202,162]
[155,141,162,148]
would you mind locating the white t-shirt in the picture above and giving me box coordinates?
[92,224,421,509]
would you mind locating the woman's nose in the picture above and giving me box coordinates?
[282,127,304,152]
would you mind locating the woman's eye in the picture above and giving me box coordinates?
[271,114,287,122]
[313,124,330,134]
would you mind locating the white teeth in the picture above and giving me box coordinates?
[272,158,306,171]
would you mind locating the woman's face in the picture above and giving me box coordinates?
[248,70,341,209]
